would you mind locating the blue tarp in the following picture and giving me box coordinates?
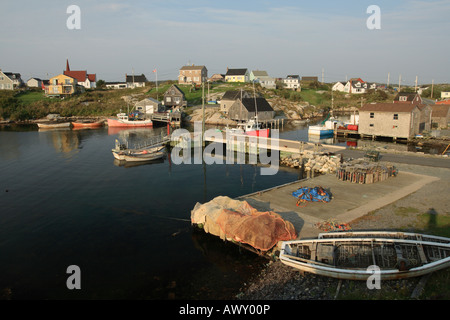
[292,186,331,205]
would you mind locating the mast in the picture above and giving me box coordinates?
[253,80,258,126]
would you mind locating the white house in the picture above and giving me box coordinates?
[135,98,164,114]
[441,92,450,99]
[283,75,301,90]
[105,82,127,89]
[27,77,42,88]
[250,70,276,89]
[332,81,346,92]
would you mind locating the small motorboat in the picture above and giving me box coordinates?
[112,143,165,162]
[280,234,450,280]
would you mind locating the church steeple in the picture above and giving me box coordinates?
[66,59,70,72]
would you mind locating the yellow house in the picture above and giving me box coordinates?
[45,74,80,97]
[225,68,249,83]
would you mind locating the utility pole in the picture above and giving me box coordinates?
[322,68,324,84]
[431,79,434,99]
[202,80,205,146]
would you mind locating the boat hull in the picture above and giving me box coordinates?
[246,128,270,138]
[280,237,450,280]
[107,118,153,128]
[112,145,165,162]
[37,122,71,129]
[308,125,334,136]
[71,120,104,128]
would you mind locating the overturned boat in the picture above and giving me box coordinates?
[280,235,450,280]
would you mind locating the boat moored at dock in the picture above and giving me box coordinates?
[107,112,153,128]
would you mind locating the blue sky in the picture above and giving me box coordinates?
[1,0,449,85]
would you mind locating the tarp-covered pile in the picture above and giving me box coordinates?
[292,186,331,207]
[191,196,297,252]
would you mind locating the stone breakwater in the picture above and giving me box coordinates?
[280,153,342,175]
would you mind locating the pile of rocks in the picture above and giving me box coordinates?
[281,153,342,175]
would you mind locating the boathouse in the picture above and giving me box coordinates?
[163,84,187,109]
[227,97,275,122]
[219,90,250,114]
[358,103,428,140]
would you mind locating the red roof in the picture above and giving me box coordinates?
[64,70,87,82]
[436,99,450,105]
[87,74,96,82]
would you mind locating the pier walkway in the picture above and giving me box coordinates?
[237,170,439,239]
[189,132,346,155]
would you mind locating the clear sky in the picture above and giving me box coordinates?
[1,0,449,85]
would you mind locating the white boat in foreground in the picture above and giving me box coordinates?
[280,235,450,280]
[318,231,450,244]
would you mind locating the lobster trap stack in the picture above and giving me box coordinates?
[336,160,398,184]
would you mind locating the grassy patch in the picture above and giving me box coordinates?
[394,206,420,217]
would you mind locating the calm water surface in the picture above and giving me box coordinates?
[0,123,307,300]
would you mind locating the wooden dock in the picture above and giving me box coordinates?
[150,112,181,126]
[202,133,346,155]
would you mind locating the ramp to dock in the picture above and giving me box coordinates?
[238,171,439,239]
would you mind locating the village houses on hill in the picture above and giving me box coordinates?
[64,60,96,89]
[0,69,23,90]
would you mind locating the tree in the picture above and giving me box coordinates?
[96,80,105,89]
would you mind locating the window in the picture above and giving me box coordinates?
[370,124,374,127]
[393,114,398,120]
[400,96,407,101]
[370,112,374,118]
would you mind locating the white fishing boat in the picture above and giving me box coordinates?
[280,235,450,280]
[227,119,270,138]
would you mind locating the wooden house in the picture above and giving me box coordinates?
[220,90,251,114]
[431,104,450,129]
[225,68,249,83]
[394,92,423,104]
[27,78,42,88]
[163,84,187,109]
[135,98,164,114]
[0,70,15,90]
[209,73,225,82]
[126,74,147,88]
[228,97,275,122]
[45,74,81,97]
[359,103,427,139]
[178,65,208,85]
[283,75,301,91]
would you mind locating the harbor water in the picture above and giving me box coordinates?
[0,119,441,299]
